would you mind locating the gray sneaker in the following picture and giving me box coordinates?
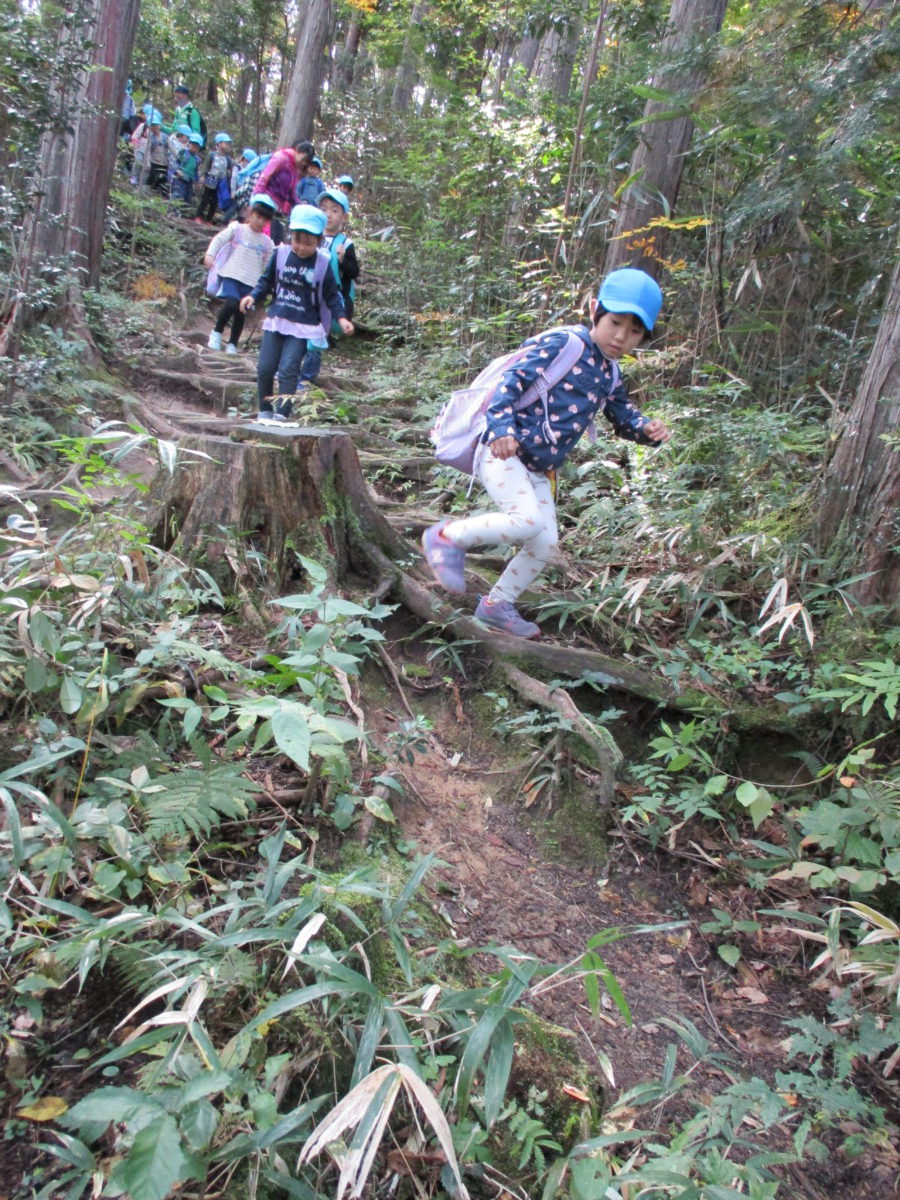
[474,595,540,639]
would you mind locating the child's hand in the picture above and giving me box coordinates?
[643,418,671,444]
[203,255,214,268]
[336,244,345,261]
[239,296,255,313]
[490,435,520,460]
[338,318,354,335]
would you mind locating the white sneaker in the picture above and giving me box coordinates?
[207,331,222,351]
[225,342,238,356]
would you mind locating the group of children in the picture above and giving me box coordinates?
[202,175,359,420]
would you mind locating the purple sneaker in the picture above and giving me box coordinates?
[474,595,540,639]
[421,521,466,594]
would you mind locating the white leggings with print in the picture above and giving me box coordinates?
[443,451,557,604]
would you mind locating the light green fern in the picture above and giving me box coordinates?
[142,762,258,840]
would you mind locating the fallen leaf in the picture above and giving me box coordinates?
[735,986,768,1005]
[562,1085,592,1104]
[839,776,856,788]
[17,1096,69,1121]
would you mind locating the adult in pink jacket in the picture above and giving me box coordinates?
[257,140,314,214]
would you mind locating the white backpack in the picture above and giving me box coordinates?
[430,326,600,475]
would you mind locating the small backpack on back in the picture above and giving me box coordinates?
[430,326,603,476]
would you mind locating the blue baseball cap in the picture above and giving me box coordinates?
[336,175,354,189]
[214,132,232,145]
[248,193,277,212]
[288,204,326,235]
[318,187,349,214]
[598,268,663,332]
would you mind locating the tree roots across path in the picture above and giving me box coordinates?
[145,412,790,808]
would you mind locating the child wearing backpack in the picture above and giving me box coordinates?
[195,133,234,224]
[204,193,277,355]
[239,204,353,420]
[422,268,671,638]
[300,187,360,383]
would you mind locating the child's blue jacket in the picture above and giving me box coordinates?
[483,327,656,473]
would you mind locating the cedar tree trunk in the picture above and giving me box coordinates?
[279,0,334,142]
[816,258,900,611]
[603,0,727,278]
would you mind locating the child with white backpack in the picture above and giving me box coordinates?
[422,268,671,638]
[203,194,277,354]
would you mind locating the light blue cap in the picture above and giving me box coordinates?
[336,175,354,188]
[288,204,326,235]
[176,123,192,136]
[241,147,257,161]
[598,268,663,332]
[248,193,277,211]
[214,132,232,144]
[318,187,349,214]
[188,133,204,146]
[142,104,154,116]
[148,109,163,125]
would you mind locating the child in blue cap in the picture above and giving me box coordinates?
[195,133,234,225]
[239,204,354,420]
[422,268,671,638]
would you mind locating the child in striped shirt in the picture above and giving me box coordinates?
[203,194,277,354]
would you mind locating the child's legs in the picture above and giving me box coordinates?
[214,298,239,335]
[257,330,285,406]
[443,453,558,604]
[300,346,322,382]
[273,337,305,399]
[214,281,250,341]
[197,186,217,220]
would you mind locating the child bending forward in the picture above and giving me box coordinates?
[240,204,353,420]
[422,268,671,639]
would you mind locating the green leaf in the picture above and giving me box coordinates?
[748,787,775,829]
[735,780,758,807]
[718,943,741,967]
[271,705,311,771]
[364,793,395,823]
[704,774,729,797]
[112,1114,191,1200]
[59,676,83,715]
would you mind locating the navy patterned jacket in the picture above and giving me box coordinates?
[483,327,656,473]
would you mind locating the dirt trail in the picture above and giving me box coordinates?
[136,266,893,1199]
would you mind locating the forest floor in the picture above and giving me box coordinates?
[106,234,900,1199]
[6,225,895,1198]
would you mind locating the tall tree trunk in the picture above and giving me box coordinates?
[392,0,429,113]
[534,19,582,102]
[515,32,540,77]
[338,16,362,89]
[1,0,141,357]
[815,258,900,612]
[279,0,333,142]
[602,0,727,278]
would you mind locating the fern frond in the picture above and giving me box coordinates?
[142,762,258,840]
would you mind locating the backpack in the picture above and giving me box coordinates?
[327,233,356,334]
[205,223,242,295]
[194,107,208,147]
[274,244,332,332]
[430,326,602,476]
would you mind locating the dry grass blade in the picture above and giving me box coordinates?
[298,1062,470,1200]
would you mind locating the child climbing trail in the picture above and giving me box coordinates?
[239,203,353,421]
[204,193,277,355]
[196,133,234,225]
[300,187,360,385]
[422,268,671,639]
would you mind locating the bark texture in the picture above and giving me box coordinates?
[279,0,334,142]
[816,259,900,611]
[2,0,140,346]
[392,0,429,113]
[603,0,727,278]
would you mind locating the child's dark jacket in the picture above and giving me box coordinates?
[483,327,656,473]
[250,248,346,327]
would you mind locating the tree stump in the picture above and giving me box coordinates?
[144,423,412,596]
